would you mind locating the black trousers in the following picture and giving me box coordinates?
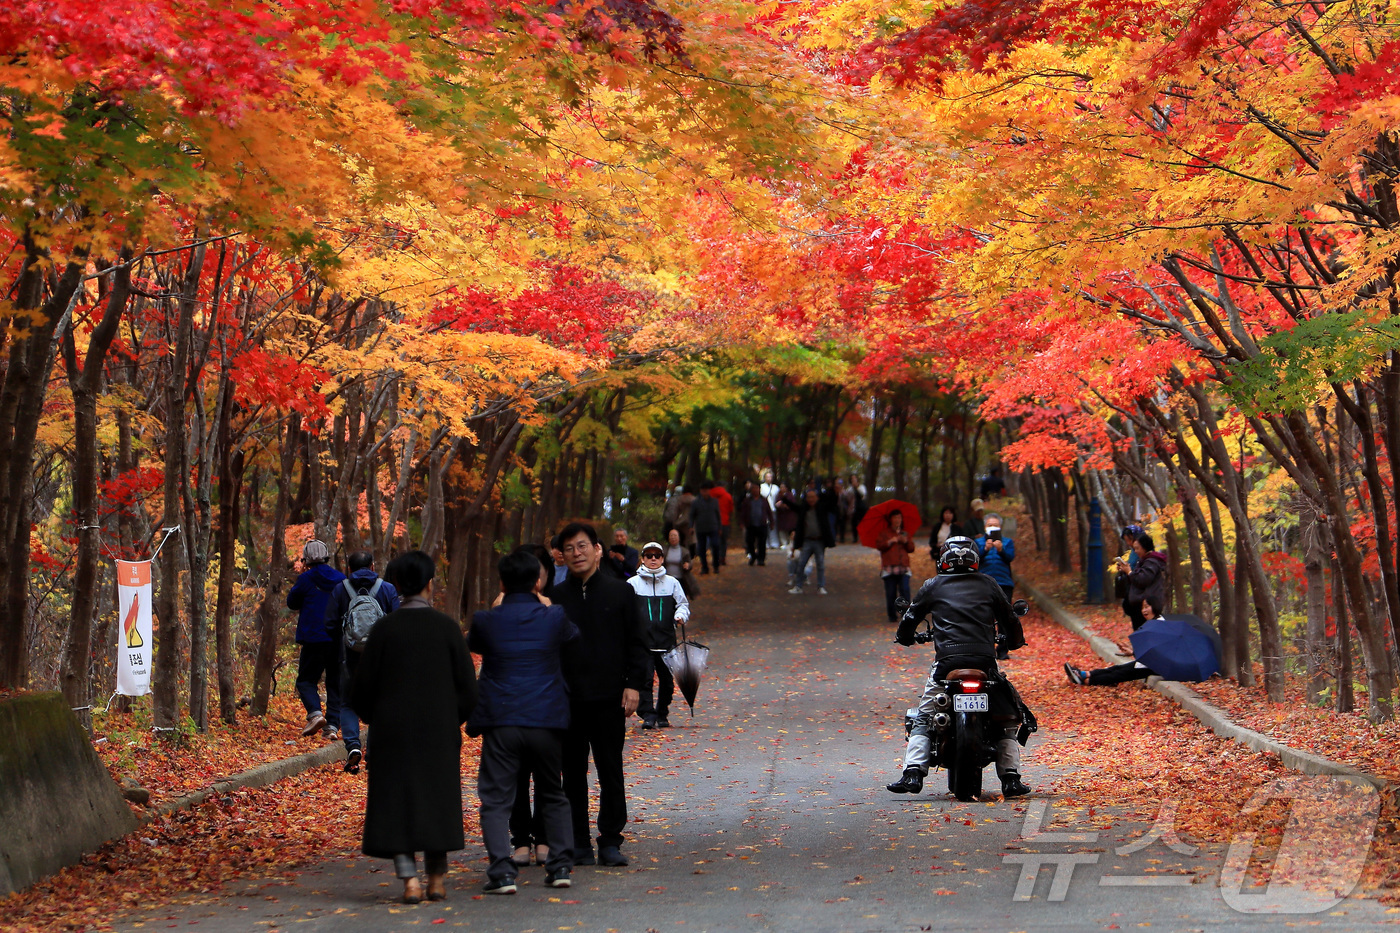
[509,770,546,848]
[637,653,674,720]
[1087,662,1152,686]
[745,526,767,565]
[563,700,628,851]
[479,727,574,881]
[1123,598,1147,631]
[294,641,341,723]
[697,531,721,573]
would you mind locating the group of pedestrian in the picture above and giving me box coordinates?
[288,519,694,903]
[289,542,400,776]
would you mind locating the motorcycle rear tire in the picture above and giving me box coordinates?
[948,712,983,801]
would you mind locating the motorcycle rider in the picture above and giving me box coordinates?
[886,536,1033,798]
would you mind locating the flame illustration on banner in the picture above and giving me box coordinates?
[123,591,144,648]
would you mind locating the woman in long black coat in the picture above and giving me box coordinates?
[350,550,478,903]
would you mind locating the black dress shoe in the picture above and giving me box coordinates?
[1001,773,1032,798]
[598,846,629,867]
[573,849,596,866]
[886,768,924,794]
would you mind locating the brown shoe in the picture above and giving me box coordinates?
[426,875,446,901]
[402,877,423,904]
[534,844,550,866]
[300,712,326,736]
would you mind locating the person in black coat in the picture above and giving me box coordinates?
[550,522,651,868]
[469,551,581,894]
[350,551,478,904]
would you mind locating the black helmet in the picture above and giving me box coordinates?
[939,536,980,574]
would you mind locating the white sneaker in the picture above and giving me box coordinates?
[819,587,829,595]
[788,586,803,595]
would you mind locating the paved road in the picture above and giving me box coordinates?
[116,549,1393,932]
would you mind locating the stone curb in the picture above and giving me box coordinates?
[143,741,347,823]
[1021,579,1387,790]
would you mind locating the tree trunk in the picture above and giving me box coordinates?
[153,242,205,731]
[59,258,131,726]
[251,416,298,716]
[0,235,86,690]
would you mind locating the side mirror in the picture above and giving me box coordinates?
[1012,599,1029,617]
[894,597,910,611]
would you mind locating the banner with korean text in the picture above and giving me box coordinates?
[115,560,153,696]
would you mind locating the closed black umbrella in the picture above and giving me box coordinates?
[662,624,711,717]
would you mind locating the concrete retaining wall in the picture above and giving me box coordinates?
[0,693,138,895]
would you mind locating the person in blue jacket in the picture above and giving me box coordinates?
[286,540,346,739]
[976,513,1017,602]
[468,550,582,894]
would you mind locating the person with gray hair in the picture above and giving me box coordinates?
[286,540,346,739]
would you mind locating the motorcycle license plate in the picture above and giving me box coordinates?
[954,693,988,712]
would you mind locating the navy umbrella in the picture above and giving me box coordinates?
[1128,614,1221,682]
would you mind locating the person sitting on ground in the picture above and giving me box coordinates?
[324,549,401,774]
[1117,533,1168,630]
[351,551,477,904]
[287,540,346,741]
[878,510,916,624]
[928,505,963,559]
[629,541,691,729]
[468,550,582,895]
[1064,598,1164,685]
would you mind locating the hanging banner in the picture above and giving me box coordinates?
[115,560,153,697]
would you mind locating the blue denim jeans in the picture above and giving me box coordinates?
[339,644,362,751]
[796,541,826,588]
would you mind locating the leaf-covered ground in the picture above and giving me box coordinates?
[999,533,1400,902]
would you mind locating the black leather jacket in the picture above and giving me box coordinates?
[896,572,1025,658]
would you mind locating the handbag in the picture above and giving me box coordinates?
[680,568,701,600]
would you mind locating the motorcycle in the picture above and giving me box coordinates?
[900,598,1034,801]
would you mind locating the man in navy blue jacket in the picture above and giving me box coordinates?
[286,540,345,739]
[469,551,581,894]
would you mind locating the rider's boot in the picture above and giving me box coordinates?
[886,768,925,794]
[1000,772,1032,798]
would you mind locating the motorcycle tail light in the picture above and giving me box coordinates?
[960,679,983,693]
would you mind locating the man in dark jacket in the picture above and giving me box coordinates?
[1118,533,1168,630]
[789,487,836,595]
[690,482,723,574]
[551,522,651,868]
[887,537,1032,799]
[740,485,774,566]
[469,550,581,892]
[325,550,400,772]
[287,540,346,739]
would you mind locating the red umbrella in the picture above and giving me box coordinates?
[857,499,922,549]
